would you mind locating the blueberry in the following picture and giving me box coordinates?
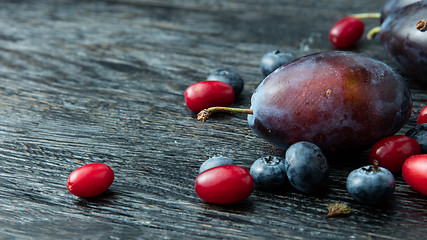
[284,141,329,194]
[346,165,395,205]
[207,69,244,96]
[199,156,235,174]
[250,156,287,190]
[260,50,294,77]
[406,124,427,153]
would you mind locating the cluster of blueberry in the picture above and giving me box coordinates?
[195,117,427,206]
[194,141,329,205]
[194,135,421,206]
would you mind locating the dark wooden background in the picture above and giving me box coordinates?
[1,0,426,239]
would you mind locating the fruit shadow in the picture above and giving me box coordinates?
[324,149,370,169]
[253,181,334,201]
[197,199,256,218]
[345,197,398,223]
[73,189,117,207]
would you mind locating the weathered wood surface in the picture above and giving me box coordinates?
[0,0,426,239]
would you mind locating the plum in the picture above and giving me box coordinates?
[380,1,427,82]
[380,0,421,23]
[247,51,412,152]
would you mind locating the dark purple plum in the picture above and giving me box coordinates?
[380,0,421,23]
[380,1,427,83]
[247,51,412,152]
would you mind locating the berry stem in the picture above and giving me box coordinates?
[350,12,381,19]
[373,159,379,167]
[197,107,253,122]
[366,26,382,40]
[364,164,380,172]
[417,20,427,32]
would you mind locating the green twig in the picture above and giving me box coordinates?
[366,26,382,40]
[350,12,381,19]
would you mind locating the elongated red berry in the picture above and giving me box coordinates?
[195,165,253,204]
[402,154,427,196]
[417,105,427,124]
[67,163,114,198]
[369,135,420,173]
[184,80,235,113]
[329,16,364,48]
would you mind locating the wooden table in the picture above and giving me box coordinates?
[1,0,426,239]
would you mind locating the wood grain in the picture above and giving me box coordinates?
[0,0,426,239]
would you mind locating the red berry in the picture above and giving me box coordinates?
[195,165,253,204]
[329,16,364,48]
[184,80,235,113]
[417,105,427,124]
[369,135,420,173]
[67,163,114,198]
[402,154,427,196]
